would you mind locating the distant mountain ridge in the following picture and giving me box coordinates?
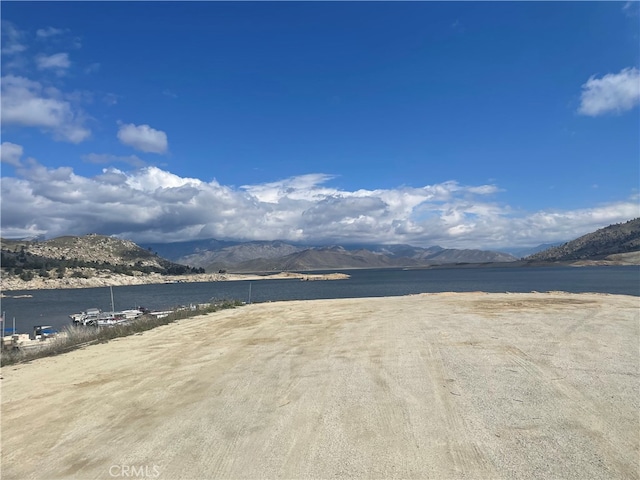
[526,218,640,262]
[179,241,306,271]
[143,239,518,272]
[221,246,517,272]
[502,243,562,259]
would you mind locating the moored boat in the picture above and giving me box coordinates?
[70,306,148,327]
[70,308,102,325]
[33,325,59,339]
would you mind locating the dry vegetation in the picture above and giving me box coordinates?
[0,299,243,366]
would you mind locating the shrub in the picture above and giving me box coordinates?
[19,270,34,281]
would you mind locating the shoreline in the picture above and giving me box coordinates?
[2,257,639,293]
[0,271,350,293]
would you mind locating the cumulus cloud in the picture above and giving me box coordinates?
[117,123,168,154]
[0,142,24,167]
[578,67,640,116]
[36,52,71,71]
[241,174,338,203]
[1,161,637,249]
[0,75,91,143]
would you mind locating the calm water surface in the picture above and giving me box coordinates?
[1,266,638,334]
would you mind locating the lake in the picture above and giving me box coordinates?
[1,265,638,335]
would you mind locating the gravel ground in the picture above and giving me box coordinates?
[1,292,638,479]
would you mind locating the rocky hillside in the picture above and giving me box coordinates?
[1,234,202,280]
[3,234,163,267]
[526,218,640,262]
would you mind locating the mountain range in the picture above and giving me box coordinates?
[142,240,518,272]
[2,219,638,282]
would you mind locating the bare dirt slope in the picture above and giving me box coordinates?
[2,292,638,479]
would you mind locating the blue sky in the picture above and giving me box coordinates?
[1,1,639,249]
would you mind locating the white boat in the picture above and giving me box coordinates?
[95,315,129,327]
[70,287,146,327]
[33,325,59,339]
[116,309,144,320]
[71,308,145,327]
[70,308,102,325]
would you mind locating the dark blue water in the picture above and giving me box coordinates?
[1,266,638,335]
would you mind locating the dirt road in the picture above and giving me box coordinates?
[2,292,638,479]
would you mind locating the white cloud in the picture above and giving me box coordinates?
[578,67,640,116]
[36,52,71,71]
[0,142,24,167]
[36,27,64,38]
[2,43,27,55]
[1,163,637,249]
[241,174,338,203]
[0,75,91,143]
[117,123,168,154]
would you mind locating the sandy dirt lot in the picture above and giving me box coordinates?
[1,292,638,479]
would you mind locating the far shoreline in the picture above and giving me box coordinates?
[0,271,350,293]
[1,257,638,293]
